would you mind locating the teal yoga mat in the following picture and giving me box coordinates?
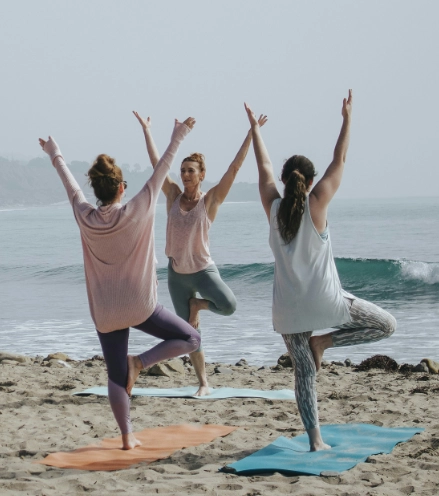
[222,423,423,476]
[73,386,295,400]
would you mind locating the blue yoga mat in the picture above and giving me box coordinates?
[223,423,423,476]
[73,386,295,401]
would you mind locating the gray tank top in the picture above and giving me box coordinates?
[269,196,351,334]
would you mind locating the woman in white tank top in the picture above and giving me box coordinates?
[245,92,396,451]
[133,111,267,396]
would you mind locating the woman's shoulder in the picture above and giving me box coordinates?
[270,197,281,216]
[169,192,183,208]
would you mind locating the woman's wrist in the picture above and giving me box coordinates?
[44,138,62,164]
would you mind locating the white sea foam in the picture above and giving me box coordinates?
[399,260,439,285]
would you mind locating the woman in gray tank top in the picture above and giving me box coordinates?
[133,111,267,396]
[245,91,396,451]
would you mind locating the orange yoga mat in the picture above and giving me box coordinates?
[35,424,237,471]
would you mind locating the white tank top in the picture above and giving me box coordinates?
[269,196,351,334]
[165,193,213,274]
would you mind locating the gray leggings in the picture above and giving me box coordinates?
[167,261,237,351]
[282,296,396,430]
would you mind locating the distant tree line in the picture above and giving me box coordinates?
[0,156,259,207]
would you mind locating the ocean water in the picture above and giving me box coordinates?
[1,197,438,366]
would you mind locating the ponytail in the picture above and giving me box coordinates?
[277,155,317,243]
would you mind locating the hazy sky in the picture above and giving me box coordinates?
[1,1,438,198]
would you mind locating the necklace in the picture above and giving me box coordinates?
[183,192,200,202]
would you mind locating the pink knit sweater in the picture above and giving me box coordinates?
[44,122,191,332]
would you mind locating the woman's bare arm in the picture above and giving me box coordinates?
[130,118,195,209]
[309,89,353,230]
[133,111,181,204]
[205,115,267,221]
[244,103,280,221]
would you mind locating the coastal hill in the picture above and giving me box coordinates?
[0,156,260,207]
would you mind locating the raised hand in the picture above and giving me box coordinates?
[244,102,259,127]
[133,111,151,130]
[258,114,268,128]
[38,136,61,160]
[182,117,196,129]
[342,89,353,120]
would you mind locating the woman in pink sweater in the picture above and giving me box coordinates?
[133,111,267,396]
[39,117,200,450]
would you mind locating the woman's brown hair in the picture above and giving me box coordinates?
[87,154,123,205]
[277,155,317,243]
[182,152,206,173]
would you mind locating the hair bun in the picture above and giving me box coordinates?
[87,154,123,204]
[182,152,206,173]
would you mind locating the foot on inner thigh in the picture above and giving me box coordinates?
[193,385,211,397]
[188,297,202,329]
[126,355,143,396]
[122,432,141,450]
[309,334,332,372]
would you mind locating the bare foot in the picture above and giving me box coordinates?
[309,336,324,372]
[310,442,331,452]
[126,355,142,396]
[189,298,201,329]
[193,385,211,397]
[307,427,331,451]
[189,351,210,397]
[122,432,141,450]
[309,334,332,372]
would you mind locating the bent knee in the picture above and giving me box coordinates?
[189,332,202,353]
[209,295,237,316]
[390,314,397,333]
[384,314,397,338]
[222,302,236,316]
[221,294,237,316]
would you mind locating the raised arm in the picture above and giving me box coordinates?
[39,136,91,215]
[309,89,353,226]
[244,103,280,221]
[131,117,195,207]
[205,114,268,221]
[133,111,181,201]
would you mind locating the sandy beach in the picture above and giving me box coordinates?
[0,353,438,495]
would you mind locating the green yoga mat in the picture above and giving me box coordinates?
[222,423,423,476]
[73,386,295,400]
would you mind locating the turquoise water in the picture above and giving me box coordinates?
[1,197,438,365]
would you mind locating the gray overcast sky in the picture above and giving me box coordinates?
[1,0,438,198]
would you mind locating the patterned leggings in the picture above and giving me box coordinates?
[282,297,396,430]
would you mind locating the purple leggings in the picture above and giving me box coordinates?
[97,304,200,434]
